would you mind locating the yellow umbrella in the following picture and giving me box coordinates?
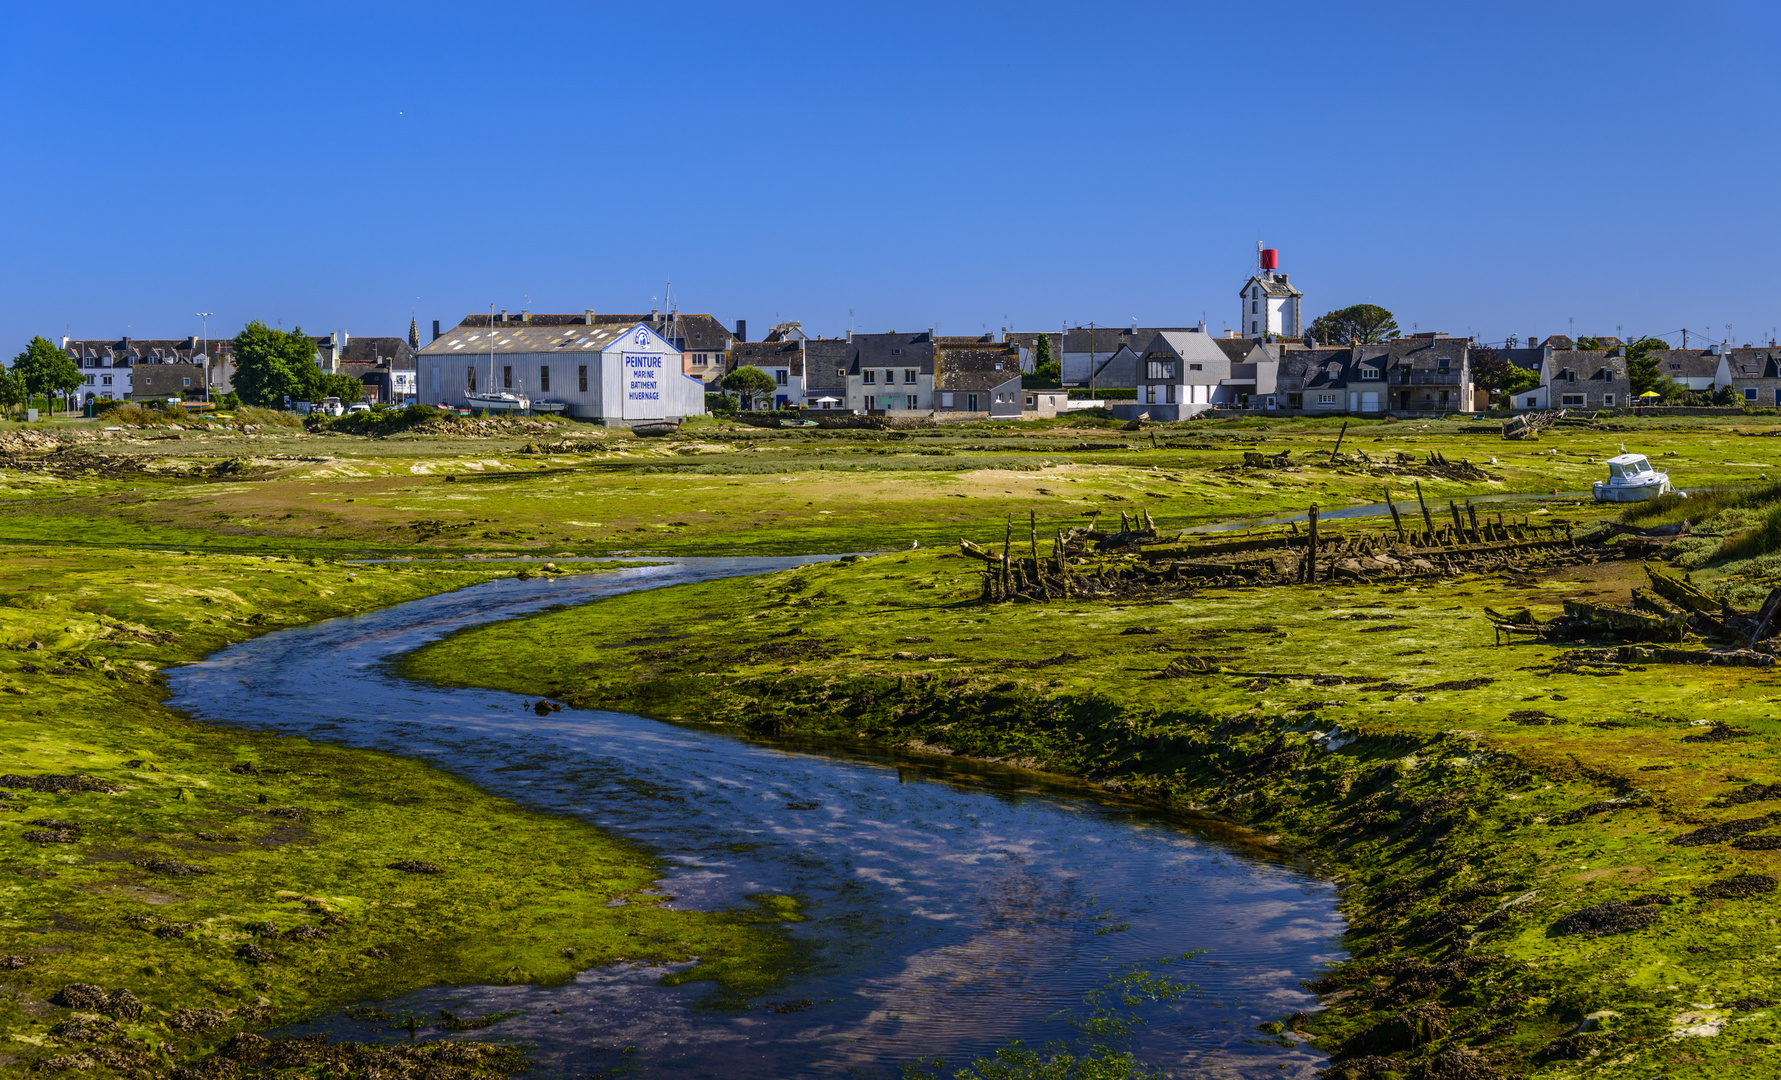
[1638,391,1661,399]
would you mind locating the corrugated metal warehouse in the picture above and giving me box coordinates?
[417,313,706,424]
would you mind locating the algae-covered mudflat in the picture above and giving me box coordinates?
[10,410,1781,1078]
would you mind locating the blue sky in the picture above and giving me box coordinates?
[5,1,1778,350]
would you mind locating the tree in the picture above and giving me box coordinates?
[11,336,84,414]
[0,364,23,417]
[232,321,320,407]
[1625,336,1671,396]
[722,365,777,410]
[1032,334,1060,384]
[1306,304,1400,345]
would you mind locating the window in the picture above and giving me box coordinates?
[1359,366,1380,380]
[1525,396,1537,407]
[1189,362,1202,371]
[1562,393,1585,407]
[1670,363,1682,370]
[1251,321,1258,334]
[1287,393,1302,408]
[540,366,550,392]
[885,370,897,382]
[941,392,954,407]
[1745,387,1759,402]
[182,377,190,387]
[1603,393,1614,407]
[907,394,918,409]
[966,393,979,411]
[891,348,901,355]
[85,375,94,386]
[1251,301,1258,314]
[1166,384,1176,403]
[864,370,876,384]
[102,376,111,386]
[1025,395,1035,407]
[692,353,708,367]
[774,369,788,386]
[1146,385,1157,404]
[502,366,512,389]
[904,369,917,384]
[578,365,587,392]
[865,395,877,410]
[1317,393,1336,405]
[1146,361,1175,380]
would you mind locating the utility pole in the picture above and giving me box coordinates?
[196,313,214,403]
[1088,321,1096,396]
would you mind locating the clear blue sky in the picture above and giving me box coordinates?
[6,1,1778,351]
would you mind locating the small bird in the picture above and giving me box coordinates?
[911,540,919,549]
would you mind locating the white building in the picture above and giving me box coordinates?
[1239,247,1302,339]
[417,313,706,424]
[1132,329,1247,419]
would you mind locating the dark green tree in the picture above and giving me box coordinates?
[1625,336,1671,396]
[11,336,85,413]
[0,364,24,417]
[1031,334,1060,384]
[232,321,320,407]
[722,365,777,410]
[1306,305,1400,345]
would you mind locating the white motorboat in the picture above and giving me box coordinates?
[1593,448,1671,503]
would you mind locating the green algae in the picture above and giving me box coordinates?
[0,547,803,1075]
[404,550,1781,1077]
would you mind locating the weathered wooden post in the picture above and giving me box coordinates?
[1466,501,1479,535]
[1305,504,1320,583]
[1330,421,1349,463]
[1414,481,1436,545]
[1002,513,1014,595]
[1384,486,1406,543]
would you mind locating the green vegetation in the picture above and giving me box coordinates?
[404,508,1781,1077]
[13,408,1781,1074]
[10,335,84,414]
[1306,304,1400,344]
[0,546,802,1074]
[231,321,364,407]
[721,365,778,409]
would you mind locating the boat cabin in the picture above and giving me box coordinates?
[1606,453,1654,479]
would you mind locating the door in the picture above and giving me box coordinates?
[1360,391,1380,413]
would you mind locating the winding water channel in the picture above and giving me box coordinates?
[167,559,1344,1078]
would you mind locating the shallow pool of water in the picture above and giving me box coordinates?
[167,558,1343,1078]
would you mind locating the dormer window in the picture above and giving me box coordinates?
[891,348,901,355]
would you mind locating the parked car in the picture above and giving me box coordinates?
[348,402,371,414]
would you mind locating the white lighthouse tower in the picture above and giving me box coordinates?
[1239,243,1303,340]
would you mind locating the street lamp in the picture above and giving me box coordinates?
[195,313,214,404]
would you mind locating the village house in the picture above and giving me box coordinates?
[1132,329,1243,419]
[846,332,935,413]
[1004,325,1194,388]
[1541,347,1630,411]
[60,336,221,403]
[801,339,850,410]
[1366,335,1474,415]
[933,339,1022,419]
[416,311,705,424]
[1722,347,1781,408]
[1655,349,1722,393]
[727,338,805,408]
[313,332,416,404]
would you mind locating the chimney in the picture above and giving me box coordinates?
[60,336,69,349]
[584,309,596,325]
[432,320,441,341]
[735,319,747,342]
[520,310,529,324]
[499,309,507,324]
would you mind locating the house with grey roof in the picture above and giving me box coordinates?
[1132,329,1243,419]
[933,341,1021,419]
[1239,268,1302,339]
[1541,349,1630,411]
[846,332,935,413]
[62,335,223,403]
[728,339,805,408]
[1653,349,1723,392]
[801,340,851,410]
[1724,348,1781,408]
[1004,326,1196,387]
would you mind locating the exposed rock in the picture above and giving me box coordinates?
[386,859,443,874]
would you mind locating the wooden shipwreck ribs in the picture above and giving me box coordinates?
[960,493,1613,603]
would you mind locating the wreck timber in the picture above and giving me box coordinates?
[960,505,1623,603]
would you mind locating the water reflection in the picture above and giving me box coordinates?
[167,559,1343,1078]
